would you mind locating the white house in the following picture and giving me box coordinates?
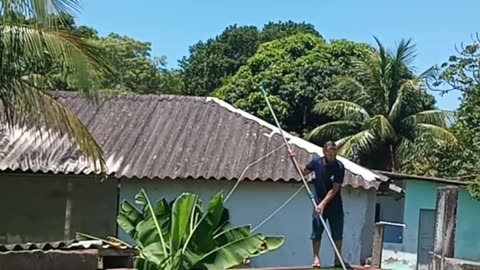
[0,91,397,268]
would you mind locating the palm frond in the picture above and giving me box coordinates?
[0,4,114,173]
[361,37,391,114]
[327,76,371,104]
[1,23,114,97]
[336,129,377,158]
[0,82,106,172]
[372,36,390,68]
[329,76,364,92]
[393,138,414,165]
[416,123,458,144]
[388,38,417,111]
[364,114,396,141]
[305,120,362,142]
[402,110,454,128]
[312,100,370,122]
[388,79,420,122]
[389,38,416,70]
[334,135,353,148]
[1,0,82,25]
[417,65,439,80]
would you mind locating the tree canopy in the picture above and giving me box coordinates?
[212,33,373,135]
[305,37,456,170]
[401,36,480,199]
[178,21,322,97]
[12,12,183,95]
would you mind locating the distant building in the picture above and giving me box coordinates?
[375,171,480,270]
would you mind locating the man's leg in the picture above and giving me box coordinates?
[329,209,346,267]
[334,240,343,265]
[311,212,325,267]
[313,240,321,266]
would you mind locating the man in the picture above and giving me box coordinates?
[288,141,349,268]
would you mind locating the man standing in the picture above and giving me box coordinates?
[289,141,348,268]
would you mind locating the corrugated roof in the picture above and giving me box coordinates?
[0,91,388,189]
[0,240,132,252]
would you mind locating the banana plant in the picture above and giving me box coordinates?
[116,189,284,270]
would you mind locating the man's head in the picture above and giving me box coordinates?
[323,141,337,163]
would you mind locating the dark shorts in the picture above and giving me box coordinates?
[311,207,344,241]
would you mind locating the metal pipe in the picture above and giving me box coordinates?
[259,87,347,270]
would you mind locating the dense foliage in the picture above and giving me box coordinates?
[401,37,480,199]
[213,34,373,135]
[304,38,456,170]
[178,21,321,96]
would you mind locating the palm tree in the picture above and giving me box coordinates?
[305,37,457,171]
[0,0,114,172]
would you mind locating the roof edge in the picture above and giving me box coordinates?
[206,97,386,183]
[375,170,468,186]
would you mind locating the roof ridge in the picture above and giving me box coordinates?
[49,90,208,102]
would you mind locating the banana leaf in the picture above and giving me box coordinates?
[114,189,285,270]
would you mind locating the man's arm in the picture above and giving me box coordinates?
[319,162,345,207]
[319,183,341,207]
[288,149,313,176]
[299,164,312,176]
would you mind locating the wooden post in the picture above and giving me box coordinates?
[372,223,385,268]
[432,186,458,269]
[64,180,73,241]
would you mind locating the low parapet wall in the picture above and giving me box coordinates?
[430,255,480,270]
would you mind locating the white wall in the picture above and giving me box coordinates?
[119,178,377,268]
[0,174,118,244]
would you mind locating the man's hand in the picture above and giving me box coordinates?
[315,202,326,214]
[287,148,295,158]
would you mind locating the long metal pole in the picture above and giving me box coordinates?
[259,87,347,270]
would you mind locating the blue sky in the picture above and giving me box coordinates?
[75,0,478,111]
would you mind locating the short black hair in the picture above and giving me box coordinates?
[323,141,336,149]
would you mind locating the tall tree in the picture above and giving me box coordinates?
[213,33,372,135]
[259,20,320,43]
[0,0,115,171]
[179,21,323,96]
[412,35,480,199]
[305,37,456,171]
[179,25,260,96]
[11,12,183,95]
[91,34,183,95]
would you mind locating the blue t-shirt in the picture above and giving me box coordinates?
[305,155,345,212]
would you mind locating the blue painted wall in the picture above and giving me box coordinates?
[402,180,438,253]
[388,180,480,261]
[455,186,480,260]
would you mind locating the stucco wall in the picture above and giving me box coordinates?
[382,180,480,269]
[0,173,118,244]
[118,178,376,268]
[454,187,480,261]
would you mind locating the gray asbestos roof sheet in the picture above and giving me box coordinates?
[0,91,387,189]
